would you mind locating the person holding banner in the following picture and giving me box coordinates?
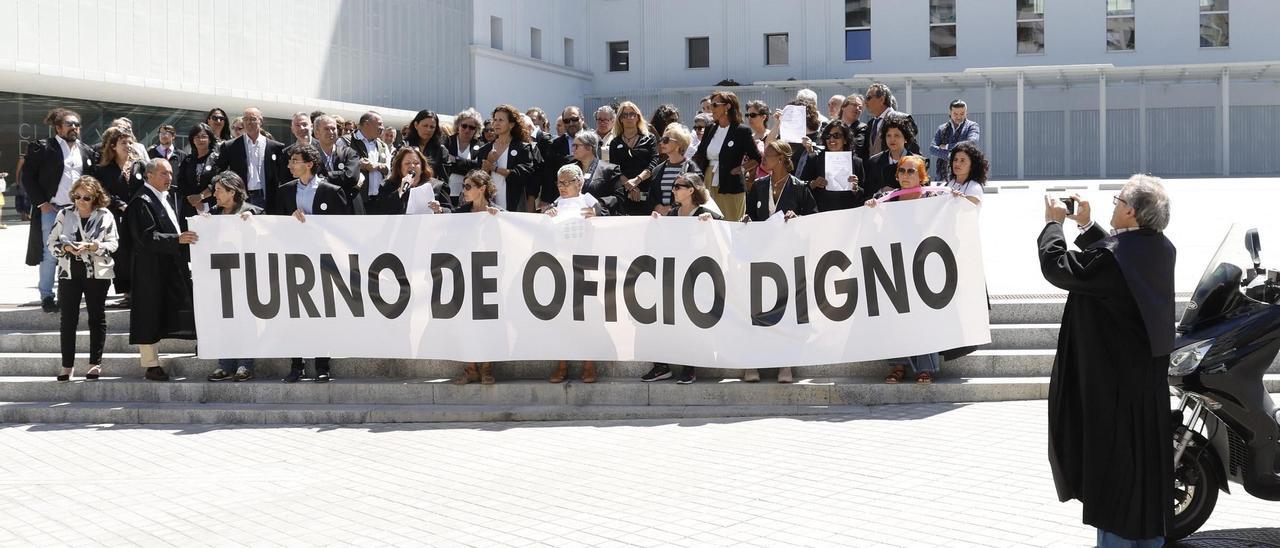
[47,176,118,382]
[566,131,622,216]
[202,171,262,382]
[740,140,815,384]
[940,142,987,206]
[800,120,866,212]
[379,147,450,215]
[545,163,605,219]
[273,144,349,383]
[128,158,197,382]
[865,155,948,384]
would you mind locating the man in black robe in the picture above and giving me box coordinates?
[128,158,198,381]
[1038,175,1176,547]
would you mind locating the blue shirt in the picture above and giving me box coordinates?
[295,176,319,215]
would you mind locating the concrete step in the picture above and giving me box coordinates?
[0,350,1068,380]
[0,306,131,331]
[0,376,1059,408]
[0,402,881,425]
[0,327,1059,353]
[987,299,1189,325]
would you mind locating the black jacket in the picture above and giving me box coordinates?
[21,137,98,265]
[744,174,817,222]
[539,134,576,203]
[127,185,194,345]
[864,150,904,196]
[445,137,486,179]
[693,123,760,194]
[314,142,363,199]
[476,140,539,211]
[175,151,219,218]
[579,161,624,215]
[375,177,454,215]
[799,150,867,212]
[272,177,351,216]
[213,134,288,210]
[643,157,700,213]
[147,144,187,165]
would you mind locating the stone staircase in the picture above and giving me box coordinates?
[1,299,1275,424]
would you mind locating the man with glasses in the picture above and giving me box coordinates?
[594,105,616,162]
[541,106,586,206]
[148,125,186,165]
[22,108,97,312]
[213,107,287,211]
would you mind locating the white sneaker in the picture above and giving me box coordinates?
[777,367,794,384]
[743,369,760,382]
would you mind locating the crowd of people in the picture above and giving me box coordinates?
[21,82,990,386]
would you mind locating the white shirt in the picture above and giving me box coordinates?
[448,137,473,197]
[361,135,385,196]
[705,124,728,187]
[946,179,985,202]
[491,148,510,209]
[53,136,83,206]
[145,182,180,230]
[243,134,267,191]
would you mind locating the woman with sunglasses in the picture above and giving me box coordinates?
[205,108,232,142]
[445,109,485,202]
[640,173,721,385]
[611,101,657,215]
[800,120,867,212]
[641,124,701,216]
[47,176,119,382]
[865,155,949,384]
[693,91,762,223]
[447,170,500,385]
[89,127,145,308]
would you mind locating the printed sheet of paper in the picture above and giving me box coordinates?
[779,105,807,143]
[405,183,437,215]
[824,151,853,191]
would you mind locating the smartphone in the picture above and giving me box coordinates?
[1058,196,1076,215]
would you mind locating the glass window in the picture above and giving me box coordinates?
[608,41,629,72]
[564,38,574,68]
[530,28,542,59]
[1200,0,1229,47]
[490,16,503,51]
[1016,0,1045,54]
[1106,0,1135,51]
[844,0,872,61]
[687,37,710,69]
[930,0,957,57]
[766,33,789,65]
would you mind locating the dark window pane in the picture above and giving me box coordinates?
[1200,0,1228,12]
[930,0,956,24]
[688,37,709,69]
[1017,21,1045,53]
[1199,13,1229,46]
[608,41,629,72]
[1016,0,1044,19]
[930,25,957,57]
[766,33,789,65]
[1106,17,1135,51]
[845,29,871,61]
[845,0,871,28]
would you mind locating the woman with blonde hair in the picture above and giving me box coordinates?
[47,176,119,382]
[610,101,657,215]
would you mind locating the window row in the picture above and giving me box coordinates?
[489,16,578,69]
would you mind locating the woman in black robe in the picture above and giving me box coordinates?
[1038,178,1176,545]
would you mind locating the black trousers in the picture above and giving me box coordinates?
[291,357,331,373]
[58,267,111,369]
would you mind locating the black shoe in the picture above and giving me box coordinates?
[283,369,304,383]
[675,367,696,384]
[41,297,56,313]
[144,367,170,382]
[314,371,331,384]
[640,364,672,382]
[207,369,232,382]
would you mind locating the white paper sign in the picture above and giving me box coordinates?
[780,105,807,143]
[404,183,437,215]
[824,151,854,192]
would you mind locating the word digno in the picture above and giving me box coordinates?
[206,237,957,328]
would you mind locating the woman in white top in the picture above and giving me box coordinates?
[940,141,987,206]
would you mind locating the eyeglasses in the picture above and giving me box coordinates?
[459,124,478,131]
[70,194,93,202]
[563,117,581,124]
[896,167,915,174]
[745,112,764,118]
[62,121,81,128]
[672,183,693,190]
[694,126,706,131]
[595,117,611,123]
[1113,195,1127,206]
[620,112,639,119]
[556,180,579,187]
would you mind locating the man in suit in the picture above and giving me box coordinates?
[213,107,287,211]
[864,83,921,158]
[594,105,615,162]
[21,108,98,312]
[147,125,187,165]
[347,111,391,215]
[282,111,318,156]
[128,158,198,381]
[312,115,362,203]
[929,100,982,181]
[522,113,555,211]
[541,106,585,207]
[273,144,348,383]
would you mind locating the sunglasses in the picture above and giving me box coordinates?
[825,134,844,140]
[694,126,706,131]
[711,102,729,107]
[210,115,227,122]
[745,112,764,118]
[71,194,94,202]
[672,183,693,190]
[63,121,82,128]
[620,112,639,119]
[563,117,581,124]
[659,136,671,144]
[459,124,478,131]
[896,167,916,174]
[462,183,480,191]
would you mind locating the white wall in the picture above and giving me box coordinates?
[0,0,472,120]
[472,48,591,116]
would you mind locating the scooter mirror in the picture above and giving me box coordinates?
[1245,229,1262,269]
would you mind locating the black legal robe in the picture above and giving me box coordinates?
[127,187,195,345]
[1038,221,1175,540]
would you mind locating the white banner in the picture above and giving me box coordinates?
[188,197,990,367]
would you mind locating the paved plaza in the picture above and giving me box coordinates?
[0,399,1276,547]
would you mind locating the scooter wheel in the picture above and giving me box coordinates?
[1170,441,1221,540]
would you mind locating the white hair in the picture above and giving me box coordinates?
[796,88,819,105]
[557,163,584,183]
[1120,174,1171,231]
[595,105,615,118]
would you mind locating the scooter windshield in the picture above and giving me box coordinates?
[1180,224,1257,331]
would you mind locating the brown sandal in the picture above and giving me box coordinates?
[916,372,934,384]
[885,366,906,384]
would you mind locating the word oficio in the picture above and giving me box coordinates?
[206,237,957,327]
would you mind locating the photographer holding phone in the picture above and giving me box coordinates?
[1039,176,1176,547]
